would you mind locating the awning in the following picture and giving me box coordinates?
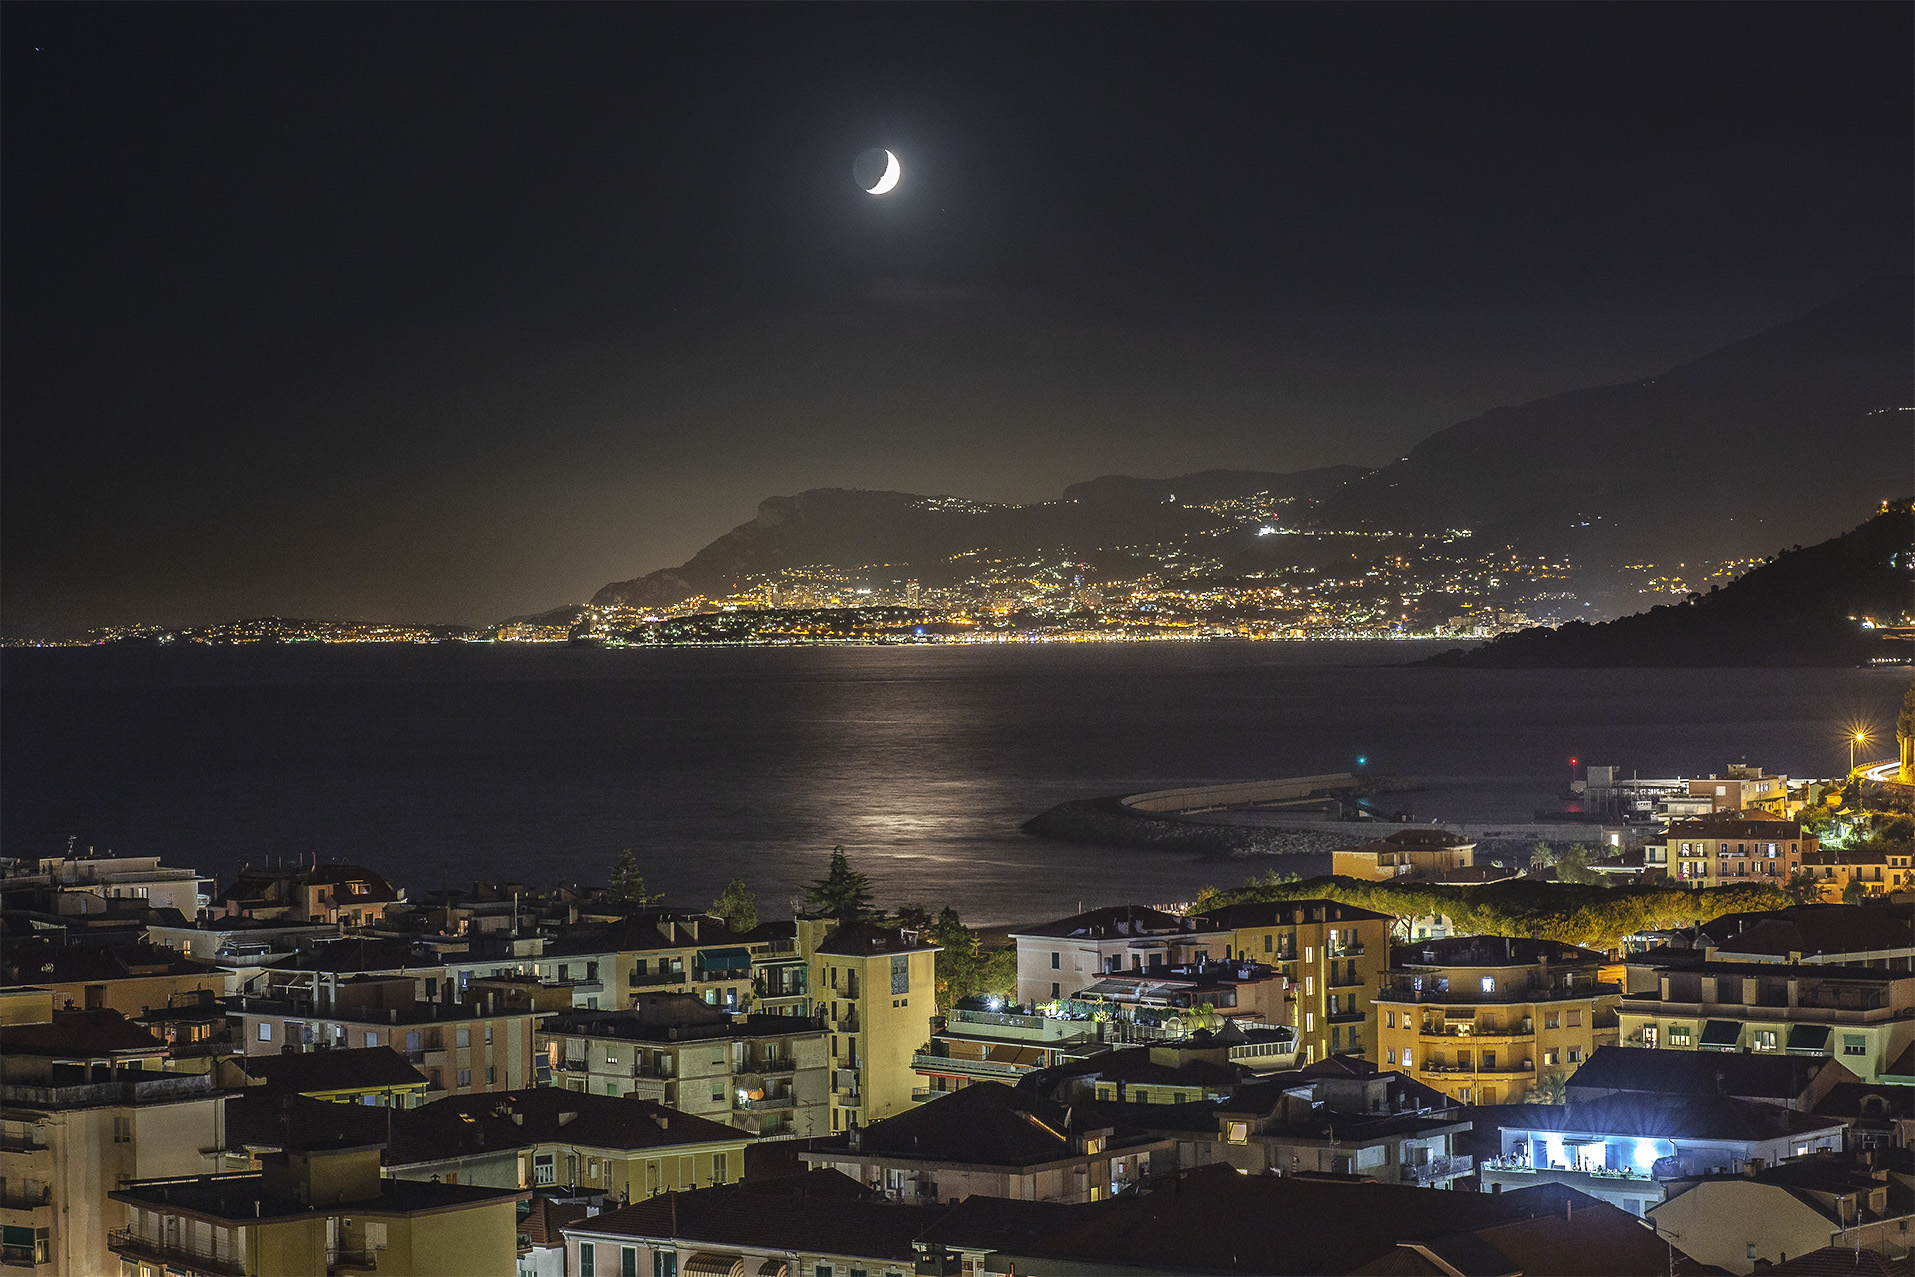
[695,948,752,971]
[1786,1024,1832,1055]
[683,1255,745,1277]
[1698,1020,1742,1050]
[756,1262,789,1277]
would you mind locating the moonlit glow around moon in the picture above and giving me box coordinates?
[865,149,900,194]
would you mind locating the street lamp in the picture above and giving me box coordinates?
[1850,729,1871,774]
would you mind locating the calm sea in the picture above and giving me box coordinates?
[2,642,1902,925]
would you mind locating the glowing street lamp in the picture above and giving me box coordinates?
[1850,729,1872,774]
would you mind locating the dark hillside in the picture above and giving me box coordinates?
[1422,502,1913,667]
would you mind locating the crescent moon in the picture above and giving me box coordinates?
[867,149,900,195]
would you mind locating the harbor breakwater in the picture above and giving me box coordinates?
[1023,776,1623,862]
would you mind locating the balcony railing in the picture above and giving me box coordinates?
[0,1245,43,1268]
[736,1095,795,1111]
[912,1051,1029,1079]
[630,970,688,988]
[0,1133,49,1154]
[109,1229,247,1277]
[327,1246,378,1271]
[1405,1154,1474,1184]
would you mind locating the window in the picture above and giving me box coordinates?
[1263,935,1272,953]
[458,1069,472,1088]
[1133,1088,1150,1104]
[1567,1047,1581,1063]
[1844,1035,1868,1057]
[1544,1013,1560,1030]
[654,1253,678,1277]
[1385,1011,1395,1029]
[622,1246,638,1277]
[1643,1026,1658,1048]
[1669,1026,1691,1048]
[1754,1030,1777,1051]
[1051,952,1060,969]
[258,1022,273,1041]
[427,979,439,998]
[891,955,909,995]
[713,1152,729,1182]
[1305,976,1314,995]
[1227,1121,1249,1144]
[580,1242,595,1277]
[1051,983,1060,999]
[456,1027,471,1048]
[1480,977,1496,994]
[485,1025,494,1044]
[1567,1010,1581,1028]
[487,1066,496,1084]
[1386,1048,1396,1065]
[1542,1050,1558,1067]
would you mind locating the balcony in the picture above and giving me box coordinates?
[741,1058,797,1078]
[912,1051,1028,1080]
[0,1133,48,1155]
[1328,943,1367,959]
[1418,1025,1533,1042]
[556,1057,588,1072]
[736,1094,795,1111]
[109,1228,247,1277]
[328,1247,379,1272]
[1328,971,1366,988]
[630,969,689,989]
[0,1245,45,1269]
[0,1185,51,1210]
[1325,1009,1365,1024]
[1404,1153,1474,1184]
[833,1010,861,1033]
[832,1068,862,1097]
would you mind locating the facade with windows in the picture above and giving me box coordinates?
[536,996,828,1138]
[1374,937,1621,1105]
[1010,906,1229,1008]
[1617,961,1915,1083]
[802,922,938,1131]
[1194,900,1395,1065]
[564,1171,940,1277]
[1652,818,1815,887]
[227,974,536,1097]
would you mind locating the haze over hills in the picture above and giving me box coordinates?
[1421,501,1914,667]
[591,467,1363,610]
[591,277,1912,615]
[1315,274,1914,565]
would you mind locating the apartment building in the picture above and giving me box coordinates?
[110,1142,524,1277]
[1684,766,1793,815]
[805,921,939,1131]
[2,941,234,1020]
[3,1063,224,1277]
[1649,1158,1915,1276]
[1330,828,1478,881]
[799,1081,1175,1205]
[0,851,210,917]
[1656,817,1817,886]
[215,861,404,927]
[1210,1060,1475,1187]
[543,913,757,1012]
[537,994,828,1138]
[1374,937,1621,1105]
[1618,961,1915,1082]
[1798,847,1915,900]
[225,974,536,1096]
[1011,906,1228,1006]
[381,1089,749,1204]
[910,997,1098,1103]
[1194,899,1395,1064]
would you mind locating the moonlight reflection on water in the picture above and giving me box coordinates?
[2,642,1900,924]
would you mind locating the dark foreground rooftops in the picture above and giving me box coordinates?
[568,1169,936,1263]
[1567,1043,1854,1105]
[918,1163,1706,1275]
[229,1045,428,1094]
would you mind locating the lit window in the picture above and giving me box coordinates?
[1481,977,1496,994]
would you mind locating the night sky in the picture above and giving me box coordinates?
[5,4,1909,633]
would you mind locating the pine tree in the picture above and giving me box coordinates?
[709,878,759,933]
[608,849,663,905]
[804,846,874,925]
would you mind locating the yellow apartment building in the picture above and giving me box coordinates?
[110,1144,525,1277]
[1330,829,1477,882]
[1375,936,1621,1105]
[1193,899,1394,1063]
[802,920,939,1131]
